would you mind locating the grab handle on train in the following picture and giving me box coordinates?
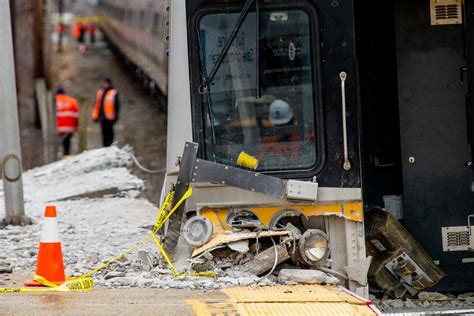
[340,71,351,171]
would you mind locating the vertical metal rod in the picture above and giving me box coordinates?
[0,1,31,226]
[78,97,89,154]
[255,0,261,98]
[57,0,63,53]
[340,71,351,171]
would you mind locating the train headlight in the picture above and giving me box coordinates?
[298,229,329,267]
[182,216,214,246]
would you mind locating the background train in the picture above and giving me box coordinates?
[98,0,169,102]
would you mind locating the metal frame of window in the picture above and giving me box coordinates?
[188,1,325,179]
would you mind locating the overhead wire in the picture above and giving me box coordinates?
[130,153,166,174]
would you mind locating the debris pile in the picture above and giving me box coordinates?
[183,227,340,287]
[371,292,474,312]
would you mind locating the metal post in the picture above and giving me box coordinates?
[57,0,63,53]
[78,97,88,154]
[0,1,31,226]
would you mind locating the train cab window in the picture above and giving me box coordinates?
[196,7,320,172]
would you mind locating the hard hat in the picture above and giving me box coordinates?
[269,99,294,125]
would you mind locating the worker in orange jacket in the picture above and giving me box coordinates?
[56,87,79,156]
[72,21,84,43]
[92,78,120,147]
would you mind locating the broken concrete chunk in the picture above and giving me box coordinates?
[0,267,13,273]
[324,274,340,285]
[417,291,449,301]
[345,256,371,285]
[137,250,154,271]
[278,269,339,285]
[104,271,126,280]
[228,240,249,254]
[458,292,474,300]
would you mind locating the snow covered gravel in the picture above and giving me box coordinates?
[0,146,274,290]
[0,147,158,285]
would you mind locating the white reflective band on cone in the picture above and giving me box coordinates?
[40,217,61,243]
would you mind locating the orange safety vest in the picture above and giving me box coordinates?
[56,94,79,134]
[92,88,118,121]
[72,22,81,39]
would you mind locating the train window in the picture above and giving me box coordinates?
[197,7,319,172]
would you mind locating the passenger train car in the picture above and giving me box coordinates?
[101,0,474,295]
[98,0,169,97]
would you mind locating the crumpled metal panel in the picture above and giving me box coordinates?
[192,230,290,257]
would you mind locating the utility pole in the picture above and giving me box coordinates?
[57,0,63,53]
[0,1,32,226]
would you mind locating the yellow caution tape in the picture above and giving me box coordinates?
[0,275,93,293]
[153,190,175,234]
[1,187,214,294]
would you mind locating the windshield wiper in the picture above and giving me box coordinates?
[255,0,260,98]
[201,0,255,93]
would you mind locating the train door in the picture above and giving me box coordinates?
[394,0,474,292]
[357,0,474,291]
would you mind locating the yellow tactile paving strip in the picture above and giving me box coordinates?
[186,300,241,316]
[222,284,362,304]
[187,285,377,316]
[238,302,375,316]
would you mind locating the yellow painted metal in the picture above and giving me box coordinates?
[344,201,364,222]
[200,208,230,232]
[200,201,364,232]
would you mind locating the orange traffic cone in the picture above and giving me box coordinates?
[24,205,66,286]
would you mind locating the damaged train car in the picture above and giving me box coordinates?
[157,0,473,299]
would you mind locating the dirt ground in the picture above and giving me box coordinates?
[50,32,167,205]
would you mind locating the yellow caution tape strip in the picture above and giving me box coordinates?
[0,275,93,293]
[1,187,213,294]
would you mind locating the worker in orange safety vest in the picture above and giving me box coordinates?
[92,77,120,147]
[55,87,79,156]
